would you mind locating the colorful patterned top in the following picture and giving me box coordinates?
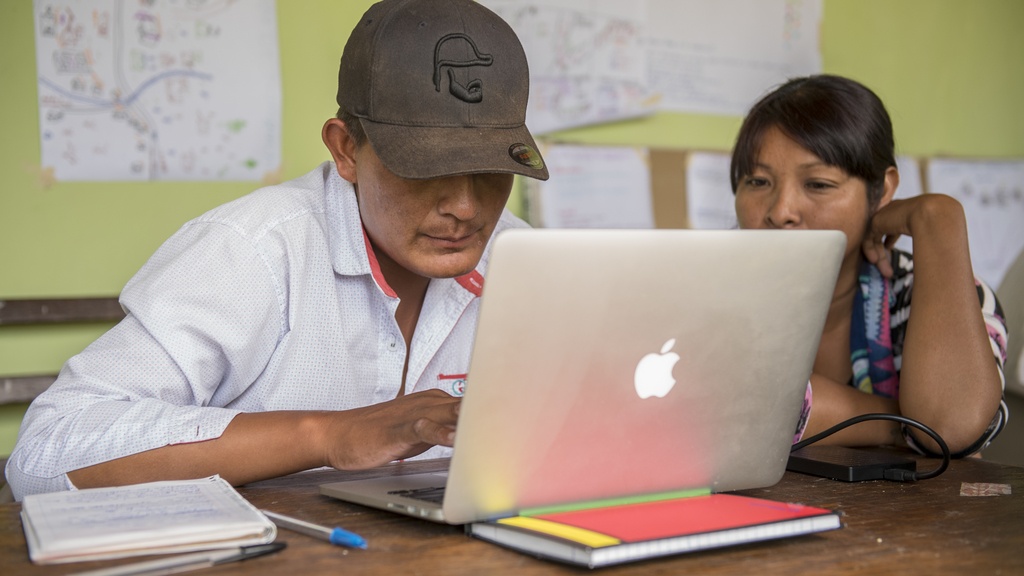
[796,249,1009,457]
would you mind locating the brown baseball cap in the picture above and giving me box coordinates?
[337,0,548,181]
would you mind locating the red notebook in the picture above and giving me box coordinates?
[469,493,841,568]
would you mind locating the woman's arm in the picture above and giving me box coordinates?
[863,194,1004,454]
[803,373,902,446]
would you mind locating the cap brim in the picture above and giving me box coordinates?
[360,119,549,181]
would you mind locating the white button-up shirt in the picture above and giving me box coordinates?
[7,162,527,499]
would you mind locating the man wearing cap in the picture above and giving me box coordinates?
[7,0,548,499]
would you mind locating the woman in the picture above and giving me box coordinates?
[731,74,1007,457]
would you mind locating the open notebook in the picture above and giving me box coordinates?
[321,229,845,530]
[21,476,276,564]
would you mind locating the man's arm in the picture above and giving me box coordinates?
[66,390,460,489]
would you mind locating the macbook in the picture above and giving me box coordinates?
[320,229,845,524]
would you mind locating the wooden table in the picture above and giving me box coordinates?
[1,456,1021,575]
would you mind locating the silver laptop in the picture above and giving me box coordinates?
[321,229,845,524]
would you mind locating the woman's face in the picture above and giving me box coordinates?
[734,126,873,262]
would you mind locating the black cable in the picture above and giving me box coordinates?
[791,413,950,481]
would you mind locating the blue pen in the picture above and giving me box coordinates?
[261,510,368,549]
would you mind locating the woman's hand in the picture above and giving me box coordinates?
[862,194,967,278]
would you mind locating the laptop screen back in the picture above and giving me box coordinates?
[441,228,844,523]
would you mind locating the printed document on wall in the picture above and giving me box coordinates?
[646,0,822,116]
[686,151,735,230]
[528,144,654,229]
[34,0,281,181]
[926,159,1024,289]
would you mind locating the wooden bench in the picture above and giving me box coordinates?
[0,297,125,404]
[0,297,125,498]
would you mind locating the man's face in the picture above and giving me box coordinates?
[351,142,514,281]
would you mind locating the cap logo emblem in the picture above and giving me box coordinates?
[508,144,545,170]
[433,33,493,104]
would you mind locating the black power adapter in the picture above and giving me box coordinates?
[787,445,917,482]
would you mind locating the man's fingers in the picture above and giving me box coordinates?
[416,391,460,425]
[412,418,456,447]
[405,394,460,447]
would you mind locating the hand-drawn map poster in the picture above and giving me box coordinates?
[481,0,654,135]
[34,0,281,182]
[479,0,821,132]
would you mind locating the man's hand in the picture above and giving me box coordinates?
[318,389,461,470]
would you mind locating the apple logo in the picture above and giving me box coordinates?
[634,338,680,399]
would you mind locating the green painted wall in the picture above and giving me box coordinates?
[2,0,1023,457]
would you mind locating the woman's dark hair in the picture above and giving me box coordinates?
[336,107,367,148]
[730,74,896,206]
